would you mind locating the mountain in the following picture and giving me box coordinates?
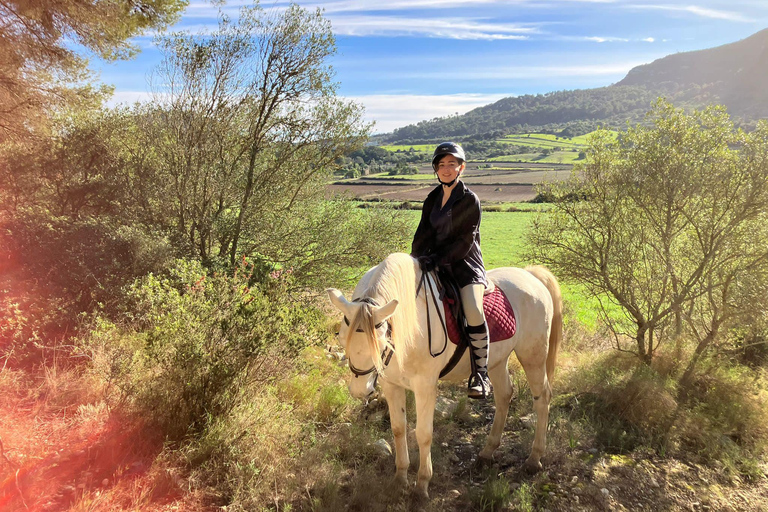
[617,27,768,117]
[386,29,768,143]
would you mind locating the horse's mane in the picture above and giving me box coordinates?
[345,253,420,371]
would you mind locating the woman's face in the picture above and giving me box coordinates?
[435,155,465,183]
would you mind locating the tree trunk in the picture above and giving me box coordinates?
[636,324,653,365]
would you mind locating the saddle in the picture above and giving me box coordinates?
[433,269,517,378]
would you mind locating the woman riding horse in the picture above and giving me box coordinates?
[411,142,491,399]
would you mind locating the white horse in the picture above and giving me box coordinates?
[327,253,562,499]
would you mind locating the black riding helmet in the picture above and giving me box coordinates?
[432,142,466,169]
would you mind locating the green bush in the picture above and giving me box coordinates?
[0,211,173,362]
[81,258,328,440]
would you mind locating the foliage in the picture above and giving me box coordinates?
[0,0,187,144]
[79,258,329,440]
[386,86,657,142]
[0,210,173,360]
[469,471,512,511]
[528,100,768,364]
[556,346,768,477]
[143,4,371,265]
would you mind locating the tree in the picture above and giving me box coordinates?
[142,4,373,265]
[528,100,768,365]
[96,3,410,286]
[0,0,187,143]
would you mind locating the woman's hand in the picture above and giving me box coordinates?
[417,255,437,272]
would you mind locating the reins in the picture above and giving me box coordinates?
[416,270,448,359]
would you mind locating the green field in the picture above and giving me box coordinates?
[380,144,433,152]
[400,208,605,329]
[497,134,582,150]
[381,130,618,157]
[487,151,582,164]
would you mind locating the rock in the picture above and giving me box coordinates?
[520,413,536,429]
[372,439,392,457]
[102,478,109,487]
[449,489,461,498]
[435,397,458,418]
[650,477,660,488]
[571,476,578,484]
[588,448,599,455]
[601,488,610,497]
[125,461,145,477]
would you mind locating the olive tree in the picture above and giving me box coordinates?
[122,3,409,283]
[528,100,768,365]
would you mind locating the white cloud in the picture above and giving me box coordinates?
[583,36,630,43]
[307,0,617,12]
[105,91,153,106]
[329,15,536,39]
[643,37,655,42]
[626,4,750,22]
[345,93,507,133]
[395,62,644,80]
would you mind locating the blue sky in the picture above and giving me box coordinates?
[98,0,768,133]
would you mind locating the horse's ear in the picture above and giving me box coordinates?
[373,299,399,325]
[326,288,353,316]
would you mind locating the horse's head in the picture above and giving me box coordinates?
[326,288,398,400]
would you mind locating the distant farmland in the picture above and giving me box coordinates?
[328,162,572,203]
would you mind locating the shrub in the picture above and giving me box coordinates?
[80,258,328,440]
[0,211,173,363]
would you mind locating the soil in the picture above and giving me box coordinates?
[2,362,767,511]
[330,392,768,512]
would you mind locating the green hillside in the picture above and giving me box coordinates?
[385,28,768,143]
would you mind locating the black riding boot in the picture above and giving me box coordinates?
[466,322,491,399]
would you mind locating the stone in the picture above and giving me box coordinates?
[435,396,458,418]
[372,439,392,457]
[520,413,536,429]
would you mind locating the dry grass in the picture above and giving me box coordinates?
[3,310,768,511]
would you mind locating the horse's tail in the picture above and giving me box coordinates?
[525,265,562,384]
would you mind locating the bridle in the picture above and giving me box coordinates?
[342,271,449,385]
[343,297,394,381]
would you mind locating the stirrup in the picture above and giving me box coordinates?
[467,371,491,400]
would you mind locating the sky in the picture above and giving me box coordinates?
[98,0,768,133]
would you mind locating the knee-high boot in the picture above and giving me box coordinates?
[466,322,491,399]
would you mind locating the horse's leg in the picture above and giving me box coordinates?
[518,348,552,472]
[479,356,514,460]
[412,380,437,499]
[381,381,409,487]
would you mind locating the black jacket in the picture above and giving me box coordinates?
[411,181,487,287]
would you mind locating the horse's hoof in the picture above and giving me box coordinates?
[411,486,429,502]
[473,455,494,470]
[390,474,408,490]
[522,458,543,474]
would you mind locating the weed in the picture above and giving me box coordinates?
[511,482,535,512]
[470,471,511,512]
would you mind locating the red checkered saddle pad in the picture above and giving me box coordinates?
[443,286,516,345]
